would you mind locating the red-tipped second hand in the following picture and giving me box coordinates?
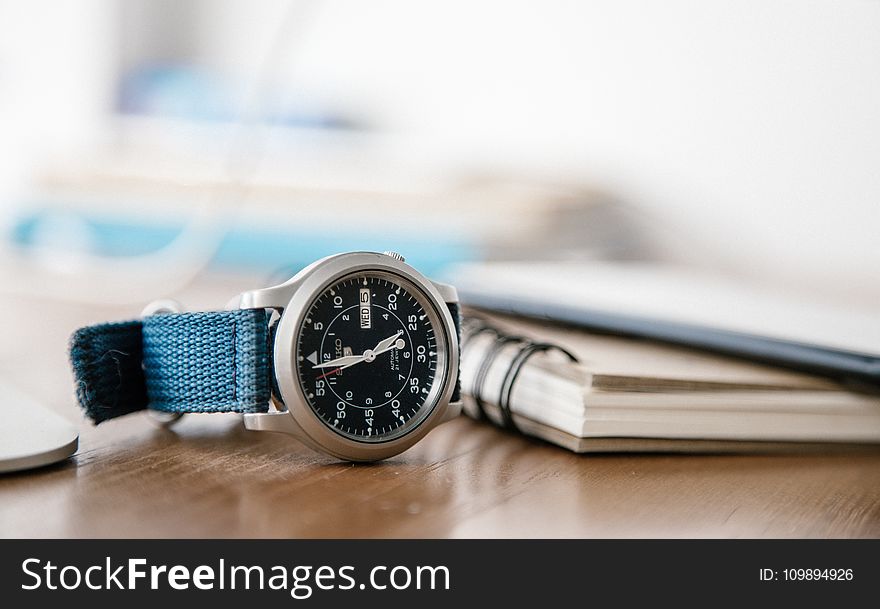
[316,367,342,381]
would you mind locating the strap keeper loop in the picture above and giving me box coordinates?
[141,299,187,428]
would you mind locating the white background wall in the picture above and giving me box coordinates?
[1,0,878,297]
[0,1,114,214]
[287,0,880,296]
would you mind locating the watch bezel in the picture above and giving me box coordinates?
[272,252,459,461]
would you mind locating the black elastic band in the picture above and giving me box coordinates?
[497,342,579,432]
[472,334,528,421]
[461,316,500,343]
[459,317,499,420]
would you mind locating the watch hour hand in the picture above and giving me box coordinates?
[312,354,366,369]
[371,330,404,355]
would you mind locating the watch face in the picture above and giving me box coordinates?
[295,270,448,443]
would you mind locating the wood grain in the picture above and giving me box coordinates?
[1,278,879,538]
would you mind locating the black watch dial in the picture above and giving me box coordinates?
[295,271,447,442]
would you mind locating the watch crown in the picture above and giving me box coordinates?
[382,251,405,262]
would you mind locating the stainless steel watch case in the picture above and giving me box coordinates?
[231,251,461,462]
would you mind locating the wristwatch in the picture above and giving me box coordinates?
[69,251,462,461]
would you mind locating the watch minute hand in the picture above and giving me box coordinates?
[311,331,405,371]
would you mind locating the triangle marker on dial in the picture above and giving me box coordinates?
[307,351,318,365]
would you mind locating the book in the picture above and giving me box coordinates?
[452,261,880,388]
[460,311,880,453]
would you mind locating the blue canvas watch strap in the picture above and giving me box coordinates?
[70,310,271,423]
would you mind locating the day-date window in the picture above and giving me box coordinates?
[359,288,371,329]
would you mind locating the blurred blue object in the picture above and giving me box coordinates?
[118,64,230,122]
[118,64,359,129]
[10,208,478,278]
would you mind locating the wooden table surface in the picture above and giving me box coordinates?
[2,276,879,538]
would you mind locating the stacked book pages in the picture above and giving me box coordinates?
[460,311,880,452]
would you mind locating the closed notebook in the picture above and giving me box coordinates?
[453,261,880,388]
[460,312,880,453]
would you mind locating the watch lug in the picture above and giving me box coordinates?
[232,257,340,310]
[232,270,313,311]
[243,411,305,439]
[234,284,293,310]
[430,280,459,304]
[439,400,463,424]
